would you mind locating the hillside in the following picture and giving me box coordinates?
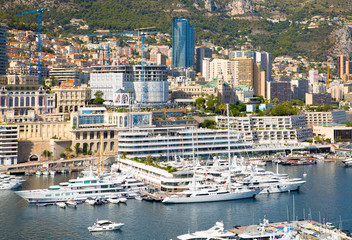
[1,0,352,61]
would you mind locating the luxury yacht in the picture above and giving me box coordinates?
[177,221,237,239]
[0,173,25,190]
[15,175,136,204]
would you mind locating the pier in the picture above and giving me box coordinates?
[0,156,114,175]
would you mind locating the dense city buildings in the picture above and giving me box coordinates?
[172,17,195,68]
[266,81,292,102]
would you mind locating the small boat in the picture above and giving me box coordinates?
[42,170,49,176]
[85,198,96,206]
[142,196,155,202]
[107,196,120,204]
[118,197,127,203]
[177,221,236,240]
[36,170,42,176]
[56,202,66,208]
[49,170,56,176]
[66,199,77,207]
[94,198,104,206]
[135,195,143,201]
[88,220,124,232]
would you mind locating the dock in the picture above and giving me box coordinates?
[230,219,352,240]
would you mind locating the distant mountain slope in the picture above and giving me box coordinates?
[1,0,352,60]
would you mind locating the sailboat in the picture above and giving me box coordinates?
[162,105,262,204]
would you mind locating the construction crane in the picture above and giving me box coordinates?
[327,60,330,87]
[18,8,50,85]
[87,30,159,105]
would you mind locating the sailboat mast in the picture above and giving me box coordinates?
[227,104,231,189]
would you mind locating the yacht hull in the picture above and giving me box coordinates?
[162,190,261,204]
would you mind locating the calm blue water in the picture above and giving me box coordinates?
[1,161,352,240]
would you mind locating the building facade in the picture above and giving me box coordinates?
[305,93,332,105]
[0,124,18,165]
[0,23,7,76]
[216,115,313,143]
[52,84,91,113]
[305,111,347,125]
[196,47,212,74]
[172,18,195,68]
[0,86,55,121]
[90,65,168,104]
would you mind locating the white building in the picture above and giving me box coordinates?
[117,126,309,158]
[0,125,18,165]
[305,111,347,125]
[216,115,313,143]
[90,65,168,104]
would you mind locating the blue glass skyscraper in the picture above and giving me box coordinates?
[172,17,195,68]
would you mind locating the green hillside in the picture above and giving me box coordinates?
[1,0,352,60]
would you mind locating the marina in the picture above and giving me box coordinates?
[0,160,352,239]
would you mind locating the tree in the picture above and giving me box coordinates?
[145,155,153,165]
[74,143,80,155]
[272,98,279,105]
[43,150,51,159]
[83,143,88,155]
[65,146,72,152]
[93,91,105,105]
[195,97,206,110]
[60,153,66,159]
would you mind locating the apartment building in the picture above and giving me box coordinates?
[305,111,347,125]
[0,125,18,165]
[216,115,313,143]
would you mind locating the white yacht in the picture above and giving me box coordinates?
[342,158,352,167]
[0,173,25,190]
[162,184,261,204]
[15,175,136,204]
[177,221,237,240]
[236,176,306,194]
[88,220,124,232]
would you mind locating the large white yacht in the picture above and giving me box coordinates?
[177,221,237,239]
[15,175,135,204]
[162,185,261,204]
[0,173,25,190]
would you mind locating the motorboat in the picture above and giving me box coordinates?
[56,202,66,208]
[135,195,143,201]
[118,197,127,203]
[66,199,77,207]
[49,170,56,176]
[36,170,42,176]
[107,196,120,204]
[177,221,237,240]
[94,198,104,206]
[342,158,352,167]
[88,220,124,232]
[85,198,96,206]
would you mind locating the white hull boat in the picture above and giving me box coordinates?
[163,188,261,204]
[177,221,237,240]
[66,199,77,207]
[56,202,66,208]
[118,197,127,203]
[88,220,124,232]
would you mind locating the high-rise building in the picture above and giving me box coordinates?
[196,47,212,74]
[337,55,348,79]
[267,81,292,103]
[172,18,195,68]
[0,23,8,75]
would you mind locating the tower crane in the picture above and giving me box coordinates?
[18,8,50,85]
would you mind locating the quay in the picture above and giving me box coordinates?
[0,156,112,175]
[230,219,352,239]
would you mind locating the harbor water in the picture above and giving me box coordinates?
[1,161,352,240]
